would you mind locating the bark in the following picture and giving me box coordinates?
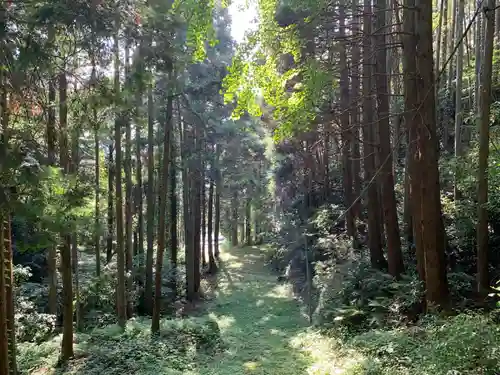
[168,115,178,296]
[4,218,15,375]
[181,114,197,301]
[339,0,355,238]
[124,42,133,317]
[0,217,10,375]
[363,0,386,270]
[454,0,465,200]
[448,0,458,88]
[245,197,251,245]
[114,30,127,327]
[145,83,155,315]
[402,0,424,281]
[1,62,17,373]
[107,145,114,263]
[47,26,57,316]
[201,160,207,268]
[59,72,74,361]
[475,12,482,111]
[207,155,216,273]
[193,127,202,294]
[441,0,449,87]
[152,90,172,333]
[436,0,446,76]
[351,0,362,220]
[374,0,404,277]
[415,0,450,309]
[93,73,100,277]
[231,189,239,246]
[477,1,495,298]
[135,63,144,282]
[214,144,221,258]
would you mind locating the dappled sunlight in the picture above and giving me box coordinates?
[208,312,235,331]
[289,331,367,375]
[265,283,294,299]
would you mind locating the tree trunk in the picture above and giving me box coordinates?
[114,30,127,328]
[441,0,449,89]
[448,0,458,88]
[152,90,172,333]
[59,72,74,361]
[474,11,482,111]
[401,0,424,281]
[47,26,58,316]
[193,126,202,294]
[374,0,404,277]
[339,0,355,238]
[214,144,221,258]
[0,216,11,375]
[124,42,133,317]
[245,196,251,245]
[363,0,386,269]
[454,0,465,200]
[107,145,114,263]
[201,161,207,268]
[414,0,450,309]
[477,1,495,298]
[145,83,155,315]
[207,155,216,273]
[351,0,362,220]
[231,189,239,246]
[135,80,144,284]
[169,113,178,296]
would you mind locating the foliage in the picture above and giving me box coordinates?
[349,313,500,375]
[17,316,223,375]
[315,258,424,332]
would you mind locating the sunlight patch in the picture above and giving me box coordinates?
[290,330,366,375]
[243,361,260,371]
[265,284,292,299]
[209,313,235,330]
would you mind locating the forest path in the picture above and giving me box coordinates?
[198,245,362,375]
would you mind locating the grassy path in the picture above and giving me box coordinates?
[198,245,362,375]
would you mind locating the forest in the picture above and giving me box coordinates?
[1,0,500,374]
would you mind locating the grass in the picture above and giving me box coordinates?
[196,245,364,375]
[18,244,363,375]
[18,244,500,375]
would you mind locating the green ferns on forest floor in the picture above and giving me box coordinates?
[19,245,500,375]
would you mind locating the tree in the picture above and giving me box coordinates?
[374,0,404,277]
[114,24,127,328]
[413,0,450,309]
[477,1,495,298]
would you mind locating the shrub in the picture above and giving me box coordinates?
[350,313,500,375]
[315,259,424,332]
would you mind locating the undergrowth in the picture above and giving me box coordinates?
[17,316,224,375]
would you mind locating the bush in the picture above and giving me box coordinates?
[349,313,500,375]
[315,258,424,332]
[81,317,223,374]
[18,316,224,375]
[14,267,58,343]
[15,296,57,343]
